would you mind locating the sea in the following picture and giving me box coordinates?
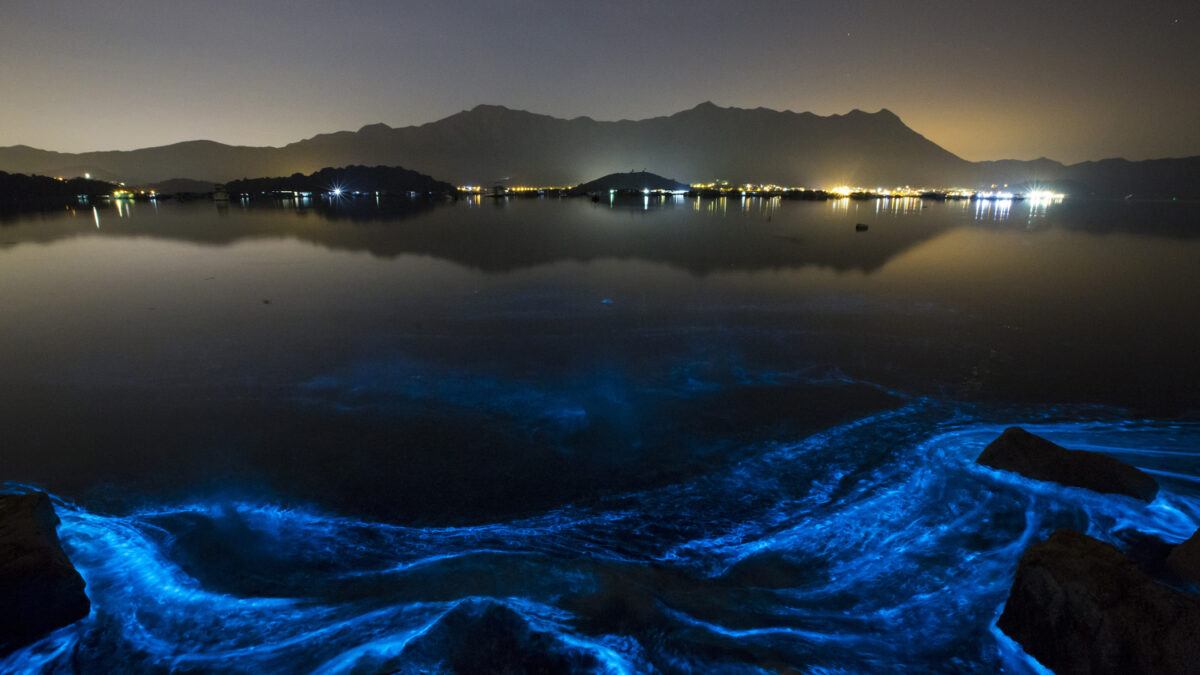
[2,193,1198,673]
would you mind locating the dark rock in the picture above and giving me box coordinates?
[977,426,1158,502]
[1167,529,1200,587]
[855,223,869,231]
[998,528,1200,675]
[1112,529,1175,580]
[0,492,90,654]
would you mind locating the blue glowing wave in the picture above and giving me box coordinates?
[4,408,1198,673]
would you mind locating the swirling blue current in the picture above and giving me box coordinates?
[4,402,1199,673]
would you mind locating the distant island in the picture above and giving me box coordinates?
[567,171,690,196]
[1,104,1197,198]
[0,171,121,211]
[226,165,455,198]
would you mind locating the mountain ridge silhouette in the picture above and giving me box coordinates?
[1,103,1196,196]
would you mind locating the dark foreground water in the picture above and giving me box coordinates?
[2,195,1199,672]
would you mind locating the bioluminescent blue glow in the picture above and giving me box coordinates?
[3,405,1197,673]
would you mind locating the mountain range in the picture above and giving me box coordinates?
[1,103,1196,197]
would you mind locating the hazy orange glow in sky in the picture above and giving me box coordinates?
[1,0,1196,163]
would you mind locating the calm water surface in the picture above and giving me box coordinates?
[2,195,1198,672]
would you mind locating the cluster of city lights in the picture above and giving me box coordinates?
[680,180,1069,201]
[65,173,1067,203]
[108,189,156,199]
[457,185,568,193]
[742,183,787,192]
[691,183,813,194]
[826,185,929,196]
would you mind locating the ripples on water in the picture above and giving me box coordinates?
[5,403,1198,673]
[3,198,1200,671]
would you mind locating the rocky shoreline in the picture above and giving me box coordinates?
[981,427,1200,674]
[0,492,89,655]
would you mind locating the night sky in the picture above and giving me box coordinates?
[1,0,1196,163]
